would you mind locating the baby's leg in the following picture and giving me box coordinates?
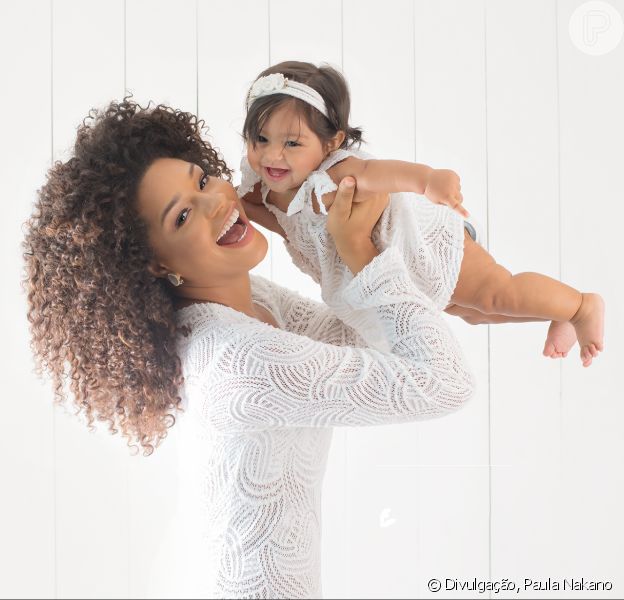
[446,303,577,359]
[444,303,549,324]
[450,229,582,320]
[448,229,605,367]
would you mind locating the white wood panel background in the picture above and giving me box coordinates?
[0,0,622,598]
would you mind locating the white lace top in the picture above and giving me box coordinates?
[160,245,476,599]
[238,147,482,317]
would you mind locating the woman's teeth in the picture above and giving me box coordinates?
[216,208,240,242]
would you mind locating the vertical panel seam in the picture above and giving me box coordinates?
[554,0,563,479]
[341,0,344,73]
[412,2,422,597]
[413,0,417,163]
[195,0,198,116]
[124,5,131,594]
[340,1,347,593]
[124,0,127,95]
[268,0,273,282]
[483,0,493,594]
[50,1,58,596]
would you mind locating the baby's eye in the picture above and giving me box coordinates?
[285,140,301,148]
[257,135,268,143]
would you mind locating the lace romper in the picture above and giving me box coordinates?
[238,147,483,317]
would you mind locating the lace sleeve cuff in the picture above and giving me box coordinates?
[338,246,435,311]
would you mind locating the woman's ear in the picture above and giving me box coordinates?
[147,260,170,279]
[325,130,346,153]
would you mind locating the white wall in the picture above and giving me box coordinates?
[1,0,622,598]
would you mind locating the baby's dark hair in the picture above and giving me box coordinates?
[242,61,363,150]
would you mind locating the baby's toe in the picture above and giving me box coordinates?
[543,342,555,357]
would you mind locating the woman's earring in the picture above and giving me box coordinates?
[167,273,184,287]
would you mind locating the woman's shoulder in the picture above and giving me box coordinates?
[173,275,287,348]
[174,304,268,381]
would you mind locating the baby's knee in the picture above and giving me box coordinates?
[462,314,485,325]
[445,303,487,325]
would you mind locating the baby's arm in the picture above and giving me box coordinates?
[326,156,468,218]
[327,156,432,195]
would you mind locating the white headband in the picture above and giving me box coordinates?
[246,73,329,118]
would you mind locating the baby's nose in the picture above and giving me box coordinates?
[264,143,284,162]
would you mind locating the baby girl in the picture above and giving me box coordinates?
[238,61,605,367]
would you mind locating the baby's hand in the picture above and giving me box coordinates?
[239,183,287,239]
[424,169,470,218]
[239,181,264,206]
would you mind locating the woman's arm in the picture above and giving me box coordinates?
[195,180,474,432]
[192,244,476,433]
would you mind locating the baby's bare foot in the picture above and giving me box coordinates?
[569,293,605,368]
[543,320,577,359]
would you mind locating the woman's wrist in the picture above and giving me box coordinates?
[336,237,380,276]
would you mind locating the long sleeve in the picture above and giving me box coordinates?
[269,268,367,348]
[282,237,323,286]
[188,246,476,433]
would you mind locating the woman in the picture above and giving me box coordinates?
[22,97,476,598]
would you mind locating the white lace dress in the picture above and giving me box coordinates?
[150,246,476,599]
[238,147,484,318]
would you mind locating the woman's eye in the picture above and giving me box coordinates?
[176,208,190,228]
[174,169,207,228]
[199,171,209,190]
[285,140,301,148]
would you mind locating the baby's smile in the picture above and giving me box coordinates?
[264,166,290,182]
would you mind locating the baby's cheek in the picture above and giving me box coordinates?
[246,148,261,173]
[291,173,307,186]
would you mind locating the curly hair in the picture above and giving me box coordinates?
[21,95,232,457]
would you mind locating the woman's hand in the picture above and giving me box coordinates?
[423,168,469,218]
[239,183,287,240]
[326,177,388,275]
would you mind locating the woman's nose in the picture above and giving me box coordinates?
[200,192,230,219]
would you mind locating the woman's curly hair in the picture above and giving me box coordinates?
[21,95,232,457]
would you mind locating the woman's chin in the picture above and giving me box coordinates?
[246,228,269,271]
[256,231,270,259]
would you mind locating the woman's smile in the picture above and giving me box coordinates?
[215,209,255,247]
[136,156,268,299]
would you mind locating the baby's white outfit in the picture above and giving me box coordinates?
[238,147,483,322]
[149,246,476,599]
